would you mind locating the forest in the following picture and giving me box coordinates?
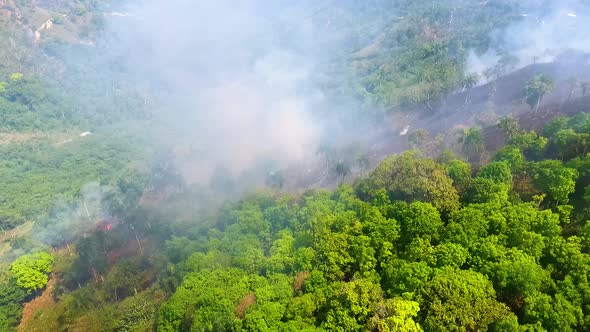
[5,113,590,331]
[2,0,590,331]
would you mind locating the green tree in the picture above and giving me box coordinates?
[392,201,444,247]
[523,291,583,332]
[463,177,509,204]
[322,279,383,331]
[418,268,511,331]
[462,73,480,92]
[0,269,26,331]
[369,298,423,332]
[10,251,54,293]
[526,74,554,113]
[444,159,472,191]
[459,128,484,162]
[408,129,430,148]
[510,131,548,160]
[481,249,548,304]
[532,160,578,204]
[335,160,351,183]
[543,117,569,137]
[497,116,520,141]
[104,260,140,301]
[359,151,460,214]
[553,129,588,160]
[477,161,513,188]
[381,259,432,297]
[158,268,251,332]
[494,146,526,171]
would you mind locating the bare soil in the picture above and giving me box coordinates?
[18,274,57,332]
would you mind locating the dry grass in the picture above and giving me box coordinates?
[235,293,257,319]
[293,271,310,293]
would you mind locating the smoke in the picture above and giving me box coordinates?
[504,3,590,65]
[19,1,379,248]
[98,0,351,183]
[467,1,590,77]
[35,182,112,247]
[466,50,499,79]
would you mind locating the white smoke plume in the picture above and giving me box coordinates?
[467,1,590,77]
[101,0,339,183]
[35,182,112,247]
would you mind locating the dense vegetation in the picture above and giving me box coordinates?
[150,113,590,331]
[2,113,590,331]
[2,0,590,331]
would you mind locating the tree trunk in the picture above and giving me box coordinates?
[134,230,144,256]
[83,201,91,221]
[535,95,541,113]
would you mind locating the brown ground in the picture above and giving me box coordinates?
[18,274,57,332]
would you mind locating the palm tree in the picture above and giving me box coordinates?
[462,73,480,105]
[526,74,554,113]
[356,154,370,177]
[459,128,484,161]
[317,144,337,175]
[497,115,520,141]
[335,160,351,184]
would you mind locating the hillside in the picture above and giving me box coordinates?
[2,0,590,331]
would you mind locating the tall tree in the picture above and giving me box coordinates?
[418,267,511,331]
[497,115,520,141]
[360,151,460,214]
[10,252,54,293]
[462,73,480,105]
[526,74,554,113]
[532,160,578,205]
[335,160,351,184]
[459,128,485,162]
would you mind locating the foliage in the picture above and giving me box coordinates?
[459,128,484,161]
[357,150,460,214]
[532,160,578,204]
[10,251,53,293]
[0,269,26,331]
[3,2,590,331]
[477,161,513,188]
[0,137,146,230]
[497,115,520,141]
[444,158,472,190]
[418,267,511,331]
[8,111,590,331]
[408,129,430,148]
[526,74,554,112]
